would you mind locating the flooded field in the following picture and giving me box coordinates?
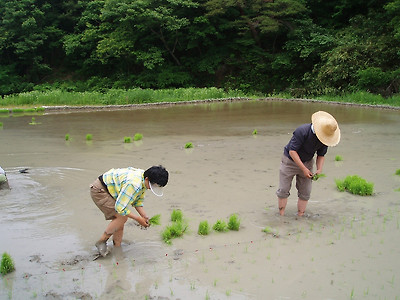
[0,99,399,299]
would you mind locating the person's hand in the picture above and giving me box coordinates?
[302,167,313,179]
[137,216,149,228]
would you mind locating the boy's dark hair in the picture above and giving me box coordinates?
[144,165,169,187]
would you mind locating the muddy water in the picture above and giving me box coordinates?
[1,99,400,299]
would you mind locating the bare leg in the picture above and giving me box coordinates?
[278,197,288,216]
[96,214,128,256]
[112,224,125,247]
[297,198,308,216]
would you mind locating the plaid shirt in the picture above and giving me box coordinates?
[102,167,145,216]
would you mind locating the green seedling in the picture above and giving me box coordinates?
[29,117,38,125]
[124,136,132,143]
[148,214,161,225]
[1,252,15,275]
[335,155,343,161]
[184,142,193,149]
[171,209,183,222]
[198,220,210,235]
[312,173,326,181]
[24,108,36,113]
[161,221,187,244]
[86,134,93,141]
[228,214,240,231]
[252,129,257,135]
[65,134,70,141]
[35,107,45,112]
[133,133,143,141]
[213,219,228,232]
[395,169,400,176]
[0,109,9,114]
[335,175,374,196]
[12,108,24,114]
[0,122,3,127]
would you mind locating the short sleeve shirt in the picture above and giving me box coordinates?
[102,167,146,216]
[283,123,328,162]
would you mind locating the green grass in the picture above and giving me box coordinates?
[335,175,374,196]
[198,220,210,235]
[171,209,183,222]
[86,134,93,141]
[0,109,9,114]
[252,129,257,135]
[312,173,326,181]
[0,88,248,108]
[395,169,400,176]
[1,252,15,275]
[213,220,228,232]
[184,142,193,149]
[0,122,3,127]
[65,134,70,141]
[227,214,240,231]
[335,155,343,161]
[161,221,188,245]
[124,136,132,143]
[148,214,161,226]
[133,133,143,141]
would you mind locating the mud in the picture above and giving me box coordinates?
[1,99,399,299]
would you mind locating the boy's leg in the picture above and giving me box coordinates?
[96,214,128,255]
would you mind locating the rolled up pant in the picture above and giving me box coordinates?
[276,155,313,201]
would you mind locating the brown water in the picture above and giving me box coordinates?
[1,99,400,299]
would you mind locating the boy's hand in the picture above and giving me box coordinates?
[137,216,149,228]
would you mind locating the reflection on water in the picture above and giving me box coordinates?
[0,99,399,299]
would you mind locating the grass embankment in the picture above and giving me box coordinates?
[0,88,249,109]
[1,88,399,109]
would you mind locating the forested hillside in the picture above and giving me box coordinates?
[0,0,399,97]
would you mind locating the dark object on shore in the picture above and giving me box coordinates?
[19,168,29,173]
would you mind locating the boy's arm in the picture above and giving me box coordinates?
[289,150,313,178]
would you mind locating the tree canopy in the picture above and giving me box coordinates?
[0,0,399,97]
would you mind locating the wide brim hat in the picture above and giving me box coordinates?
[311,111,340,147]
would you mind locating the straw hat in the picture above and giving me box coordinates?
[311,111,340,146]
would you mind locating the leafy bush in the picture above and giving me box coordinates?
[213,220,228,232]
[161,221,187,245]
[227,214,240,231]
[133,133,143,141]
[171,209,183,222]
[185,142,193,149]
[198,220,210,235]
[335,175,374,196]
[1,252,15,275]
[148,214,161,225]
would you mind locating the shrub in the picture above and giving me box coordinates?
[134,133,143,141]
[198,220,210,235]
[213,220,228,232]
[185,142,193,149]
[227,214,240,231]
[1,252,15,275]
[335,155,343,161]
[148,214,161,225]
[335,175,374,196]
[171,209,183,222]
[162,221,187,244]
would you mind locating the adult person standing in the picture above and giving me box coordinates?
[276,111,340,216]
[90,165,169,256]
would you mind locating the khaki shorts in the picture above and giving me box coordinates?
[276,155,314,201]
[90,178,117,220]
